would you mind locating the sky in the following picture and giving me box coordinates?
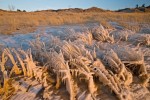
[0,0,150,11]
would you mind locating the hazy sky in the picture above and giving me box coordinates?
[0,0,150,11]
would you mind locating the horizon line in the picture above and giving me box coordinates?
[1,5,150,12]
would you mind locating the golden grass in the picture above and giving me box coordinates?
[0,11,150,34]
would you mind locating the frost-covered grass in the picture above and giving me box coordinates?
[0,24,150,100]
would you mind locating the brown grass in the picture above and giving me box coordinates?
[0,11,150,34]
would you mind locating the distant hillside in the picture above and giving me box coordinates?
[0,9,7,12]
[0,7,107,13]
[117,5,150,13]
[84,7,106,12]
[36,7,106,13]
[1,6,150,13]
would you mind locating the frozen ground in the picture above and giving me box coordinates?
[0,23,100,49]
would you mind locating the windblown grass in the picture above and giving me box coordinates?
[0,24,150,100]
[0,10,150,34]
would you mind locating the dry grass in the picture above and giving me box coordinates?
[0,24,150,100]
[0,11,150,34]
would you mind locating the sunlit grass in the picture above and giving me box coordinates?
[0,11,150,34]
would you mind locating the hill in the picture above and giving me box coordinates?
[117,5,150,13]
[36,7,106,13]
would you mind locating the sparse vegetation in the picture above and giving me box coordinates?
[17,9,21,12]
[8,5,15,11]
